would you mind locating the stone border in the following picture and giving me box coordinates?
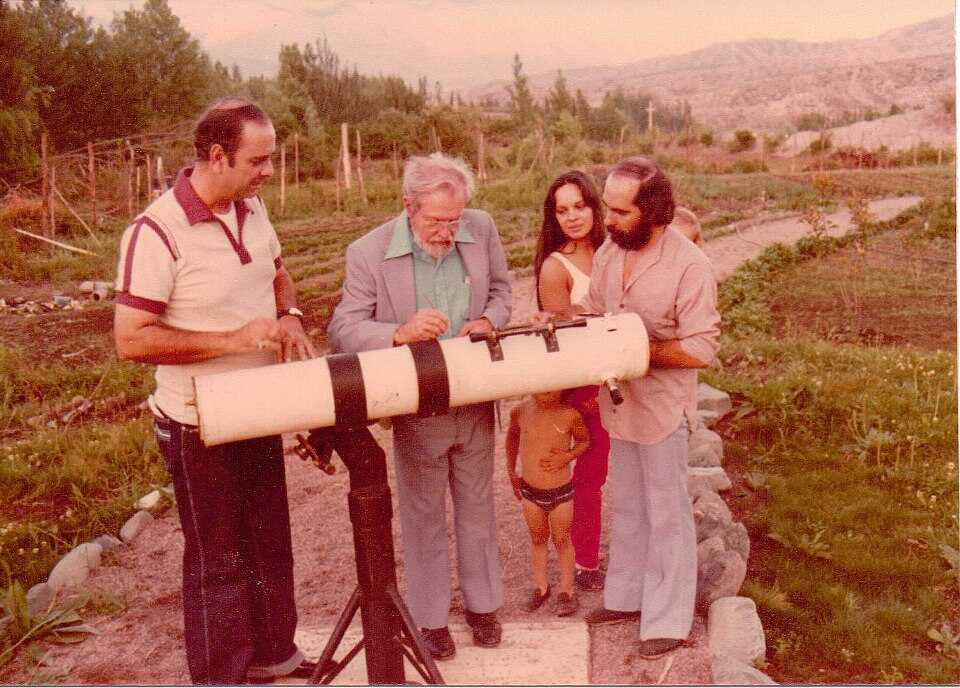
[22,487,173,618]
[693,382,777,685]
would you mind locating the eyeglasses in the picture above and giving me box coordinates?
[420,215,462,231]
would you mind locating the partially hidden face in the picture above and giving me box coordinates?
[554,183,594,242]
[222,120,276,201]
[406,188,466,260]
[533,389,563,405]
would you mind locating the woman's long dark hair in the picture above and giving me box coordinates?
[534,170,605,309]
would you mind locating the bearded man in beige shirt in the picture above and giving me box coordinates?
[575,157,720,658]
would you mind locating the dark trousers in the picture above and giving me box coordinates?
[154,414,300,684]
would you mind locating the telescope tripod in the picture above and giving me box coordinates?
[295,427,444,685]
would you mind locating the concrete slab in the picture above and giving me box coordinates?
[293,620,588,685]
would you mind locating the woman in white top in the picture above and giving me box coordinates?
[533,170,611,592]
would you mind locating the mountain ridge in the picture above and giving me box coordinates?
[464,14,955,132]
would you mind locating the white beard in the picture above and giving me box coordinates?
[413,232,454,260]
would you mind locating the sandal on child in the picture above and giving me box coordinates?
[525,585,551,612]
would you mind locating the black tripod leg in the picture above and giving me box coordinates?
[308,586,363,684]
[386,584,445,685]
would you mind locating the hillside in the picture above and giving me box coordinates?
[465,14,955,133]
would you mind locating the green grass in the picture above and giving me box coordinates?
[708,195,958,683]
[0,158,956,679]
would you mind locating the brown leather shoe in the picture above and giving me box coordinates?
[420,626,457,660]
[584,606,641,625]
[637,637,684,658]
[464,609,502,647]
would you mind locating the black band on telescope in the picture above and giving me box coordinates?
[409,340,450,417]
[326,353,368,428]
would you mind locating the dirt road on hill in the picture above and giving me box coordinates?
[14,195,921,685]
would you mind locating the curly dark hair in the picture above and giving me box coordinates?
[533,170,605,309]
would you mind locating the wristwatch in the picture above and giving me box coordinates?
[277,306,304,320]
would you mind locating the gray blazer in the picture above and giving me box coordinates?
[328,208,512,354]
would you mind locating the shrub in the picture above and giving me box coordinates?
[729,129,756,152]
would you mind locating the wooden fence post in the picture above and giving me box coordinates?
[48,163,56,236]
[340,123,352,190]
[126,141,135,218]
[294,132,300,189]
[135,165,142,205]
[145,153,153,201]
[334,143,343,212]
[355,128,367,205]
[391,142,400,179]
[88,142,97,228]
[157,156,167,192]
[40,132,50,236]
[477,130,487,182]
[280,141,286,216]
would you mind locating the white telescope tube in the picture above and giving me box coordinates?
[195,313,649,446]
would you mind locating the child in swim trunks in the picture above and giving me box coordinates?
[506,390,589,616]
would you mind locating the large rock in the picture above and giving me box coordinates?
[698,383,733,418]
[136,489,163,511]
[120,510,154,543]
[712,656,777,685]
[47,543,103,592]
[688,466,732,497]
[697,535,726,565]
[708,596,767,665]
[26,582,54,617]
[694,491,734,542]
[92,534,124,552]
[689,427,723,460]
[697,550,747,608]
[689,441,723,467]
[722,521,751,562]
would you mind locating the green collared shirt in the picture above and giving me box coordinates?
[384,212,474,340]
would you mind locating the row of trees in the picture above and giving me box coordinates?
[1,0,222,177]
[503,54,695,142]
[1,0,702,184]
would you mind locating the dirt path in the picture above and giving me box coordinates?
[21,196,920,685]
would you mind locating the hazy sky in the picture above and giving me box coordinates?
[74,0,955,89]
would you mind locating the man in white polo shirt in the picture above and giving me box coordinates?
[113,98,316,684]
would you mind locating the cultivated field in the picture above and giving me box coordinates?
[0,160,956,684]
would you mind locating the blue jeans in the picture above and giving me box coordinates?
[154,414,303,684]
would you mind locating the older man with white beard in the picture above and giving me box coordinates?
[327,153,512,661]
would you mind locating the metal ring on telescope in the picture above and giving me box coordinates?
[408,340,450,417]
[326,353,369,428]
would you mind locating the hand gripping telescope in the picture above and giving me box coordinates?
[192,313,649,685]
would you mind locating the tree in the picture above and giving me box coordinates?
[105,0,213,132]
[545,70,575,123]
[730,129,757,152]
[505,53,536,129]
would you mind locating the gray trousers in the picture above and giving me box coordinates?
[392,402,503,629]
[603,425,696,641]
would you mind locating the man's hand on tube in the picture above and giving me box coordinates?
[393,308,449,345]
[278,315,318,362]
[457,316,493,337]
[233,318,286,355]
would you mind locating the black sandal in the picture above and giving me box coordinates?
[525,585,551,612]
